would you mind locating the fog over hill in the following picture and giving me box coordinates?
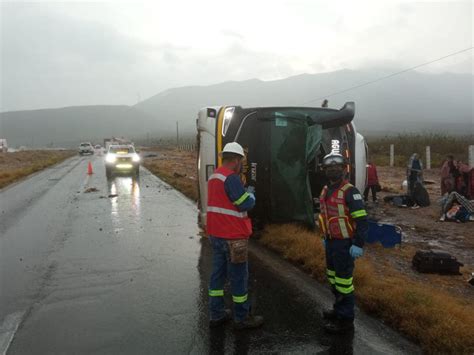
[135,69,473,135]
[1,69,472,147]
[0,105,160,148]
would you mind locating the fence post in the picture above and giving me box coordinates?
[390,144,394,167]
[426,146,431,170]
[469,145,474,168]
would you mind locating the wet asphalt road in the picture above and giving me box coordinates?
[0,155,419,354]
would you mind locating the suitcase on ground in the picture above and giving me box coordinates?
[367,221,402,247]
[412,250,463,274]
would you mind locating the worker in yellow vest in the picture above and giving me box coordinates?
[318,153,368,333]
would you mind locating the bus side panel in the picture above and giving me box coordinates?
[197,109,218,227]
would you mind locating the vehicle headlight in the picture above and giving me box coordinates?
[105,154,116,163]
[132,154,140,162]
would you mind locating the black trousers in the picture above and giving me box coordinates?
[363,185,377,202]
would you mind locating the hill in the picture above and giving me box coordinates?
[1,69,472,147]
[0,105,164,148]
[135,69,473,136]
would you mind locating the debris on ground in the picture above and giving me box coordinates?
[412,249,463,274]
[173,172,186,178]
[108,194,118,198]
[84,187,99,193]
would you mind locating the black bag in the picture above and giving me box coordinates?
[413,182,430,207]
[412,250,463,275]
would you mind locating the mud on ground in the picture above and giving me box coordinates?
[366,166,473,298]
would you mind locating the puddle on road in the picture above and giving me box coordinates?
[107,177,141,227]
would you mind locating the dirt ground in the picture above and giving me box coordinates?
[0,150,75,189]
[142,148,198,201]
[365,166,473,298]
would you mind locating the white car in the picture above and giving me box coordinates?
[105,144,140,178]
[78,142,94,156]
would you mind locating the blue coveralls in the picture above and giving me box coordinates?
[208,174,255,322]
[324,182,368,320]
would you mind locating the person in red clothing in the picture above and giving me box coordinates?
[364,160,379,203]
[207,142,264,330]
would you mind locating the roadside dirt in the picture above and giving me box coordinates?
[366,166,473,298]
[0,150,75,189]
[142,147,198,201]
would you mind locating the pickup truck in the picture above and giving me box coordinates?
[78,142,94,156]
[105,144,140,178]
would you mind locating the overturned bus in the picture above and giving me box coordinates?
[197,103,367,229]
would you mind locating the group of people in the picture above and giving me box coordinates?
[206,142,367,334]
[440,155,471,196]
[439,155,473,222]
[204,142,472,336]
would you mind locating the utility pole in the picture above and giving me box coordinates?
[390,144,394,167]
[176,121,179,147]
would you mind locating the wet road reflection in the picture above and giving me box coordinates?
[2,159,414,354]
[196,237,355,354]
[108,177,141,227]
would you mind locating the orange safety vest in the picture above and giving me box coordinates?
[319,181,355,239]
[206,166,252,239]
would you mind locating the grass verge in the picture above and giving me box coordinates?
[259,224,474,354]
[0,150,75,189]
[366,133,472,167]
[143,149,198,201]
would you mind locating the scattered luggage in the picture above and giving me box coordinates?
[412,250,463,275]
[412,181,430,207]
[367,220,402,248]
[383,195,414,207]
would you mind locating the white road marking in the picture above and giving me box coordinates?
[0,311,25,355]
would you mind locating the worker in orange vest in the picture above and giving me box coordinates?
[319,153,368,333]
[207,142,264,330]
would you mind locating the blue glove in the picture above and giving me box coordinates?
[349,245,363,259]
[322,239,327,249]
[246,185,255,194]
[248,192,255,201]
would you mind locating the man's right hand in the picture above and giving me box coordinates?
[322,239,327,249]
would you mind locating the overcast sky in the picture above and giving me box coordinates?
[0,0,472,112]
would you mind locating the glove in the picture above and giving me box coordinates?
[246,185,255,194]
[349,245,363,259]
[248,192,256,201]
[321,239,327,249]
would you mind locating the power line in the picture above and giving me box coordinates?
[301,47,473,105]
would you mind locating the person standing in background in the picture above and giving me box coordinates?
[440,155,458,195]
[407,153,423,199]
[364,160,379,203]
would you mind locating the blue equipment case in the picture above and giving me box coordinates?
[367,220,402,248]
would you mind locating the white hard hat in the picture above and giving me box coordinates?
[322,153,347,166]
[221,142,245,157]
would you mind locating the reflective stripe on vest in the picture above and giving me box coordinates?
[207,206,248,218]
[206,166,253,238]
[319,182,355,239]
[209,173,227,182]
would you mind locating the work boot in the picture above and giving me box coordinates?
[209,309,232,328]
[323,319,354,334]
[233,315,264,330]
[322,309,337,320]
